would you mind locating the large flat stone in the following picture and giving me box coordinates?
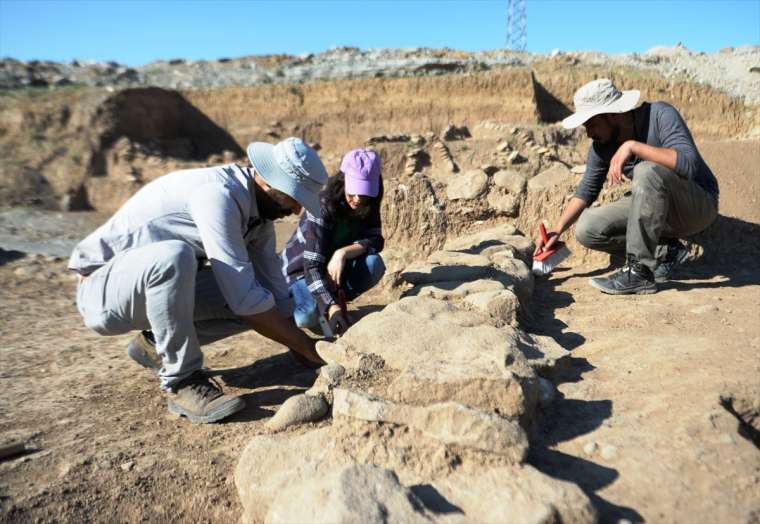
[446,169,488,200]
[444,227,534,265]
[401,250,495,285]
[236,426,595,524]
[316,297,537,421]
[486,190,519,216]
[267,464,435,524]
[235,429,346,524]
[333,389,528,461]
[527,163,573,192]
[406,279,506,300]
[488,251,534,302]
[428,466,597,524]
[464,289,519,323]
[492,169,527,194]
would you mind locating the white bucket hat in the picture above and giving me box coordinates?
[247,137,328,216]
[561,79,640,129]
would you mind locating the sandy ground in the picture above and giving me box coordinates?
[1,140,759,523]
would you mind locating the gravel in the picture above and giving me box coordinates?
[2,45,758,103]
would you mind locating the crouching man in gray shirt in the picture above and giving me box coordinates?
[69,137,328,423]
[534,79,719,294]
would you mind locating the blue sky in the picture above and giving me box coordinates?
[0,0,758,66]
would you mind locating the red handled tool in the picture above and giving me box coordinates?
[532,223,571,276]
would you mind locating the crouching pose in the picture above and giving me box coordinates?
[69,138,327,424]
[282,149,386,335]
[534,79,719,294]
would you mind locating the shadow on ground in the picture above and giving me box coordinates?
[0,248,25,266]
[525,269,644,522]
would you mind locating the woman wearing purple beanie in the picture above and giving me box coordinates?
[281,149,385,334]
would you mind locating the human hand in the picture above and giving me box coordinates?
[608,140,635,186]
[327,249,346,285]
[289,340,326,369]
[327,304,349,336]
[534,229,560,256]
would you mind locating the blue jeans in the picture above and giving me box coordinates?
[290,254,386,328]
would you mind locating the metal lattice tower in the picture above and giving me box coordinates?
[506,0,527,51]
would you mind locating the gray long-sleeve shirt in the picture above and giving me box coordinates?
[575,102,719,205]
[68,164,292,317]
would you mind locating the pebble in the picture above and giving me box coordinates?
[690,304,719,314]
[600,445,618,460]
[120,461,135,472]
[571,164,586,174]
[583,442,598,457]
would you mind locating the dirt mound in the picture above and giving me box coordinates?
[0,88,242,212]
[2,59,756,216]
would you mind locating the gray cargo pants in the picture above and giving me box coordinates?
[76,240,248,389]
[575,161,718,271]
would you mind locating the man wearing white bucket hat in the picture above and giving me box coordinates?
[534,79,719,295]
[69,137,328,423]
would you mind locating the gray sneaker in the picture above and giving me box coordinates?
[127,331,161,372]
[590,256,657,295]
[654,240,690,283]
[167,371,245,424]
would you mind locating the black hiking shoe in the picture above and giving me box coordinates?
[654,239,690,283]
[127,331,162,372]
[167,371,245,424]
[590,256,657,295]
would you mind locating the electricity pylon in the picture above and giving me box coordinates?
[506,0,527,51]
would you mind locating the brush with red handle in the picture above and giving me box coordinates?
[532,223,571,276]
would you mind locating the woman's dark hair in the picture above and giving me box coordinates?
[321,171,384,220]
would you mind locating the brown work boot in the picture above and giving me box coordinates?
[127,331,161,372]
[166,371,245,424]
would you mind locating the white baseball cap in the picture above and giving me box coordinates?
[562,79,640,129]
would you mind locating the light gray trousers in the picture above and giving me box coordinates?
[76,240,248,389]
[575,161,718,271]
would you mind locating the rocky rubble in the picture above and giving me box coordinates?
[234,227,593,523]
[2,45,758,103]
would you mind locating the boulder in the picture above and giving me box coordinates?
[510,331,571,377]
[236,429,346,524]
[487,251,534,303]
[492,169,527,194]
[305,364,346,402]
[266,464,434,524]
[406,279,506,300]
[428,466,597,524]
[446,169,488,200]
[486,190,519,216]
[528,164,573,192]
[265,393,329,432]
[444,227,533,265]
[464,289,519,323]
[333,389,528,461]
[427,250,492,267]
[316,297,538,421]
[401,250,494,286]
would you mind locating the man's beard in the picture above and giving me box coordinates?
[256,190,292,220]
